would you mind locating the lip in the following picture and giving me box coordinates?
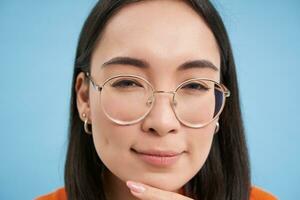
[132,148,183,156]
[131,148,184,167]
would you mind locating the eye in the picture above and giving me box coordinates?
[182,82,209,91]
[111,79,143,88]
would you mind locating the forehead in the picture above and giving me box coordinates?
[92,0,220,75]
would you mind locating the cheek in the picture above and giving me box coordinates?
[91,109,135,166]
[90,94,137,172]
[187,125,215,172]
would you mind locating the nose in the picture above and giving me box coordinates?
[141,91,181,136]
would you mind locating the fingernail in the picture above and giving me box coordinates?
[126,181,146,193]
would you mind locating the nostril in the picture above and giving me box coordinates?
[149,128,155,132]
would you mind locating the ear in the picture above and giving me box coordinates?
[75,72,91,121]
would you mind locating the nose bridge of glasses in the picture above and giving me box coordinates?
[153,90,175,95]
[153,90,176,101]
[148,90,177,107]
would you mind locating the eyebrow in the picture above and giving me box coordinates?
[101,56,219,71]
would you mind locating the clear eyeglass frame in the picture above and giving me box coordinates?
[84,72,230,129]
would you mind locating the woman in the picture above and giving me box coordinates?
[36,0,277,199]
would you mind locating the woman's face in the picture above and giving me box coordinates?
[77,0,220,193]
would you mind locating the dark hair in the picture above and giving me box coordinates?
[65,0,251,199]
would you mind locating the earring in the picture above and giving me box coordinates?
[82,113,92,134]
[214,122,220,134]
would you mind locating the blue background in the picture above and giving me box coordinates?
[0,1,299,199]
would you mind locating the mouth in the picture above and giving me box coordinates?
[131,148,185,167]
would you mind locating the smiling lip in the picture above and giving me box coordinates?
[131,148,184,166]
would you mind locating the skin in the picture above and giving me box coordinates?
[75,0,221,199]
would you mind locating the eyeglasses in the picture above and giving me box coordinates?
[85,72,230,128]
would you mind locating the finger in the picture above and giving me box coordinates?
[126,181,193,200]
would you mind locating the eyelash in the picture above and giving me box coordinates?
[111,80,142,88]
[182,82,209,91]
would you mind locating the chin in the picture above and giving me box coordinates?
[147,179,185,192]
[133,173,190,192]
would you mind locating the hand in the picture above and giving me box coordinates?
[126,181,194,200]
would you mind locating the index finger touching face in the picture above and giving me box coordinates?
[126,181,194,200]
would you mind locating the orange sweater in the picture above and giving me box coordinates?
[35,186,277,200]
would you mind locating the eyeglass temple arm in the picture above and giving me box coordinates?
[85,72,103,92]
[222,85,230,97]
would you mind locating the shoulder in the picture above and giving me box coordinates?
[35,187,66,200]
[250,186,278,200]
